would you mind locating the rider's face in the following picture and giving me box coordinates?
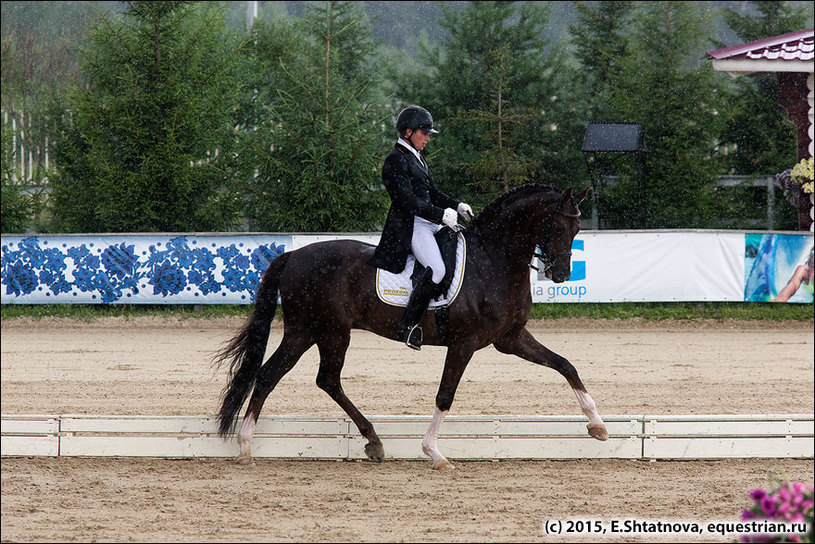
[407,129,430,151]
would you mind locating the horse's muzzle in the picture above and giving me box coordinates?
[546,262,571,283]
[549,270,571,283]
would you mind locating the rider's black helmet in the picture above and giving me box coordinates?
[396,106,439,134]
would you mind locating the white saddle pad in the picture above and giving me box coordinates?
[375,232,466,308]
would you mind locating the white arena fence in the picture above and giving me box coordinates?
[1,230,813,304]
[2,414,812,460]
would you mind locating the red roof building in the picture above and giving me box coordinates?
[708,29,814,231]
[708,28,813,71]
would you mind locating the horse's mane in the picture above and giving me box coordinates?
[473,184,562,230]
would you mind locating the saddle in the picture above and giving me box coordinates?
[375,227,466,310]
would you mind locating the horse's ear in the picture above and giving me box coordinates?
[557,187,573,210]
[576,187,591,204]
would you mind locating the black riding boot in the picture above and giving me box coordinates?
[397,267,439,350]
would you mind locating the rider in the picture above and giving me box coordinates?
[369,105,474,350]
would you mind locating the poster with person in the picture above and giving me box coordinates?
[744,233,814,303]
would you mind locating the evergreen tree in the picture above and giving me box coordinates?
[569,1,634,122]
[242,1,389,232]
[48,1,244,232]
[722,1,811,41]
[607,1,726,228]
[1,5,89,232]
[1,122,31,233]
[393,1,581,209]
[463,44,540,196]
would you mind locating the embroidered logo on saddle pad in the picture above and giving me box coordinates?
[375,232,466,308]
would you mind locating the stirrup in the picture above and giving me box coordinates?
[403,324,423,351]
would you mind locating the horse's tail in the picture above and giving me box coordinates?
[213,251,291,438]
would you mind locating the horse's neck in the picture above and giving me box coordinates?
[473,216,537,273]
[475,198,545,258]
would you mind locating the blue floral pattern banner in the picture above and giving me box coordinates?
[1,234,289,304]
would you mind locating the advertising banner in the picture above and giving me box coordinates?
[744,233,814,303]
[530,231,812,304]
[1,234,289,304]
[2,231,811,304]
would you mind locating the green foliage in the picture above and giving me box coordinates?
[1,10,87,232]
[569,0,635,122]
[721,1,812,42]
[1,122,32,233]
[588,1,725,228]
[2,1,813,233]
[392,1,586,210]
[240,1,389,232]
[48,1,244,233]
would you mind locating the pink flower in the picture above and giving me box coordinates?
[787,512,804,523]
[750,489,767,502]
[742,508,757,520]
[761,496,777,516]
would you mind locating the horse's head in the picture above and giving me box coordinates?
[537,187,590,283]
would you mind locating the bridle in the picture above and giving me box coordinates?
[532,208,580,273]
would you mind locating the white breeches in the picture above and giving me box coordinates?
[411,217,445,284]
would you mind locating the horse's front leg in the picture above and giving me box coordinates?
[494,327,608,441]
[422,345,476,470]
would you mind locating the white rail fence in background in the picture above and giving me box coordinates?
[2,414,812,460]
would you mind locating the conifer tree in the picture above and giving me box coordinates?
[600,1,726,228]
[48,1,244,232]
[241,1,389,232]
[569,1,634,122]
[393,1,581,209]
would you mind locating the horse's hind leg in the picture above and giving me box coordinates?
[494,327,608,441]
[315,331,385,462]
[236,332,314,465]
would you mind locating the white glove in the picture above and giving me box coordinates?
[442,208,458,228]
[457,202,474,221]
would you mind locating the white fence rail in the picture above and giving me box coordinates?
[2,414,812,460]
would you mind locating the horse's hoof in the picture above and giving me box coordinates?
[587,424,609,441]
[235,456,253,466]
[432,459,455,470]
[364,441,385,462]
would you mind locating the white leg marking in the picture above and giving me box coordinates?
[573,389,604,428]
[237,416,256,460]
[421,408,451,468]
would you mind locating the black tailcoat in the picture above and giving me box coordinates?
[369,143,460,274]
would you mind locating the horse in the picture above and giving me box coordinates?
[212,184,608,469]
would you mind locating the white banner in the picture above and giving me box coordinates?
[531,231,746,303]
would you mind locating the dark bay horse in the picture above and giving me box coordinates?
[213,184,608,469]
